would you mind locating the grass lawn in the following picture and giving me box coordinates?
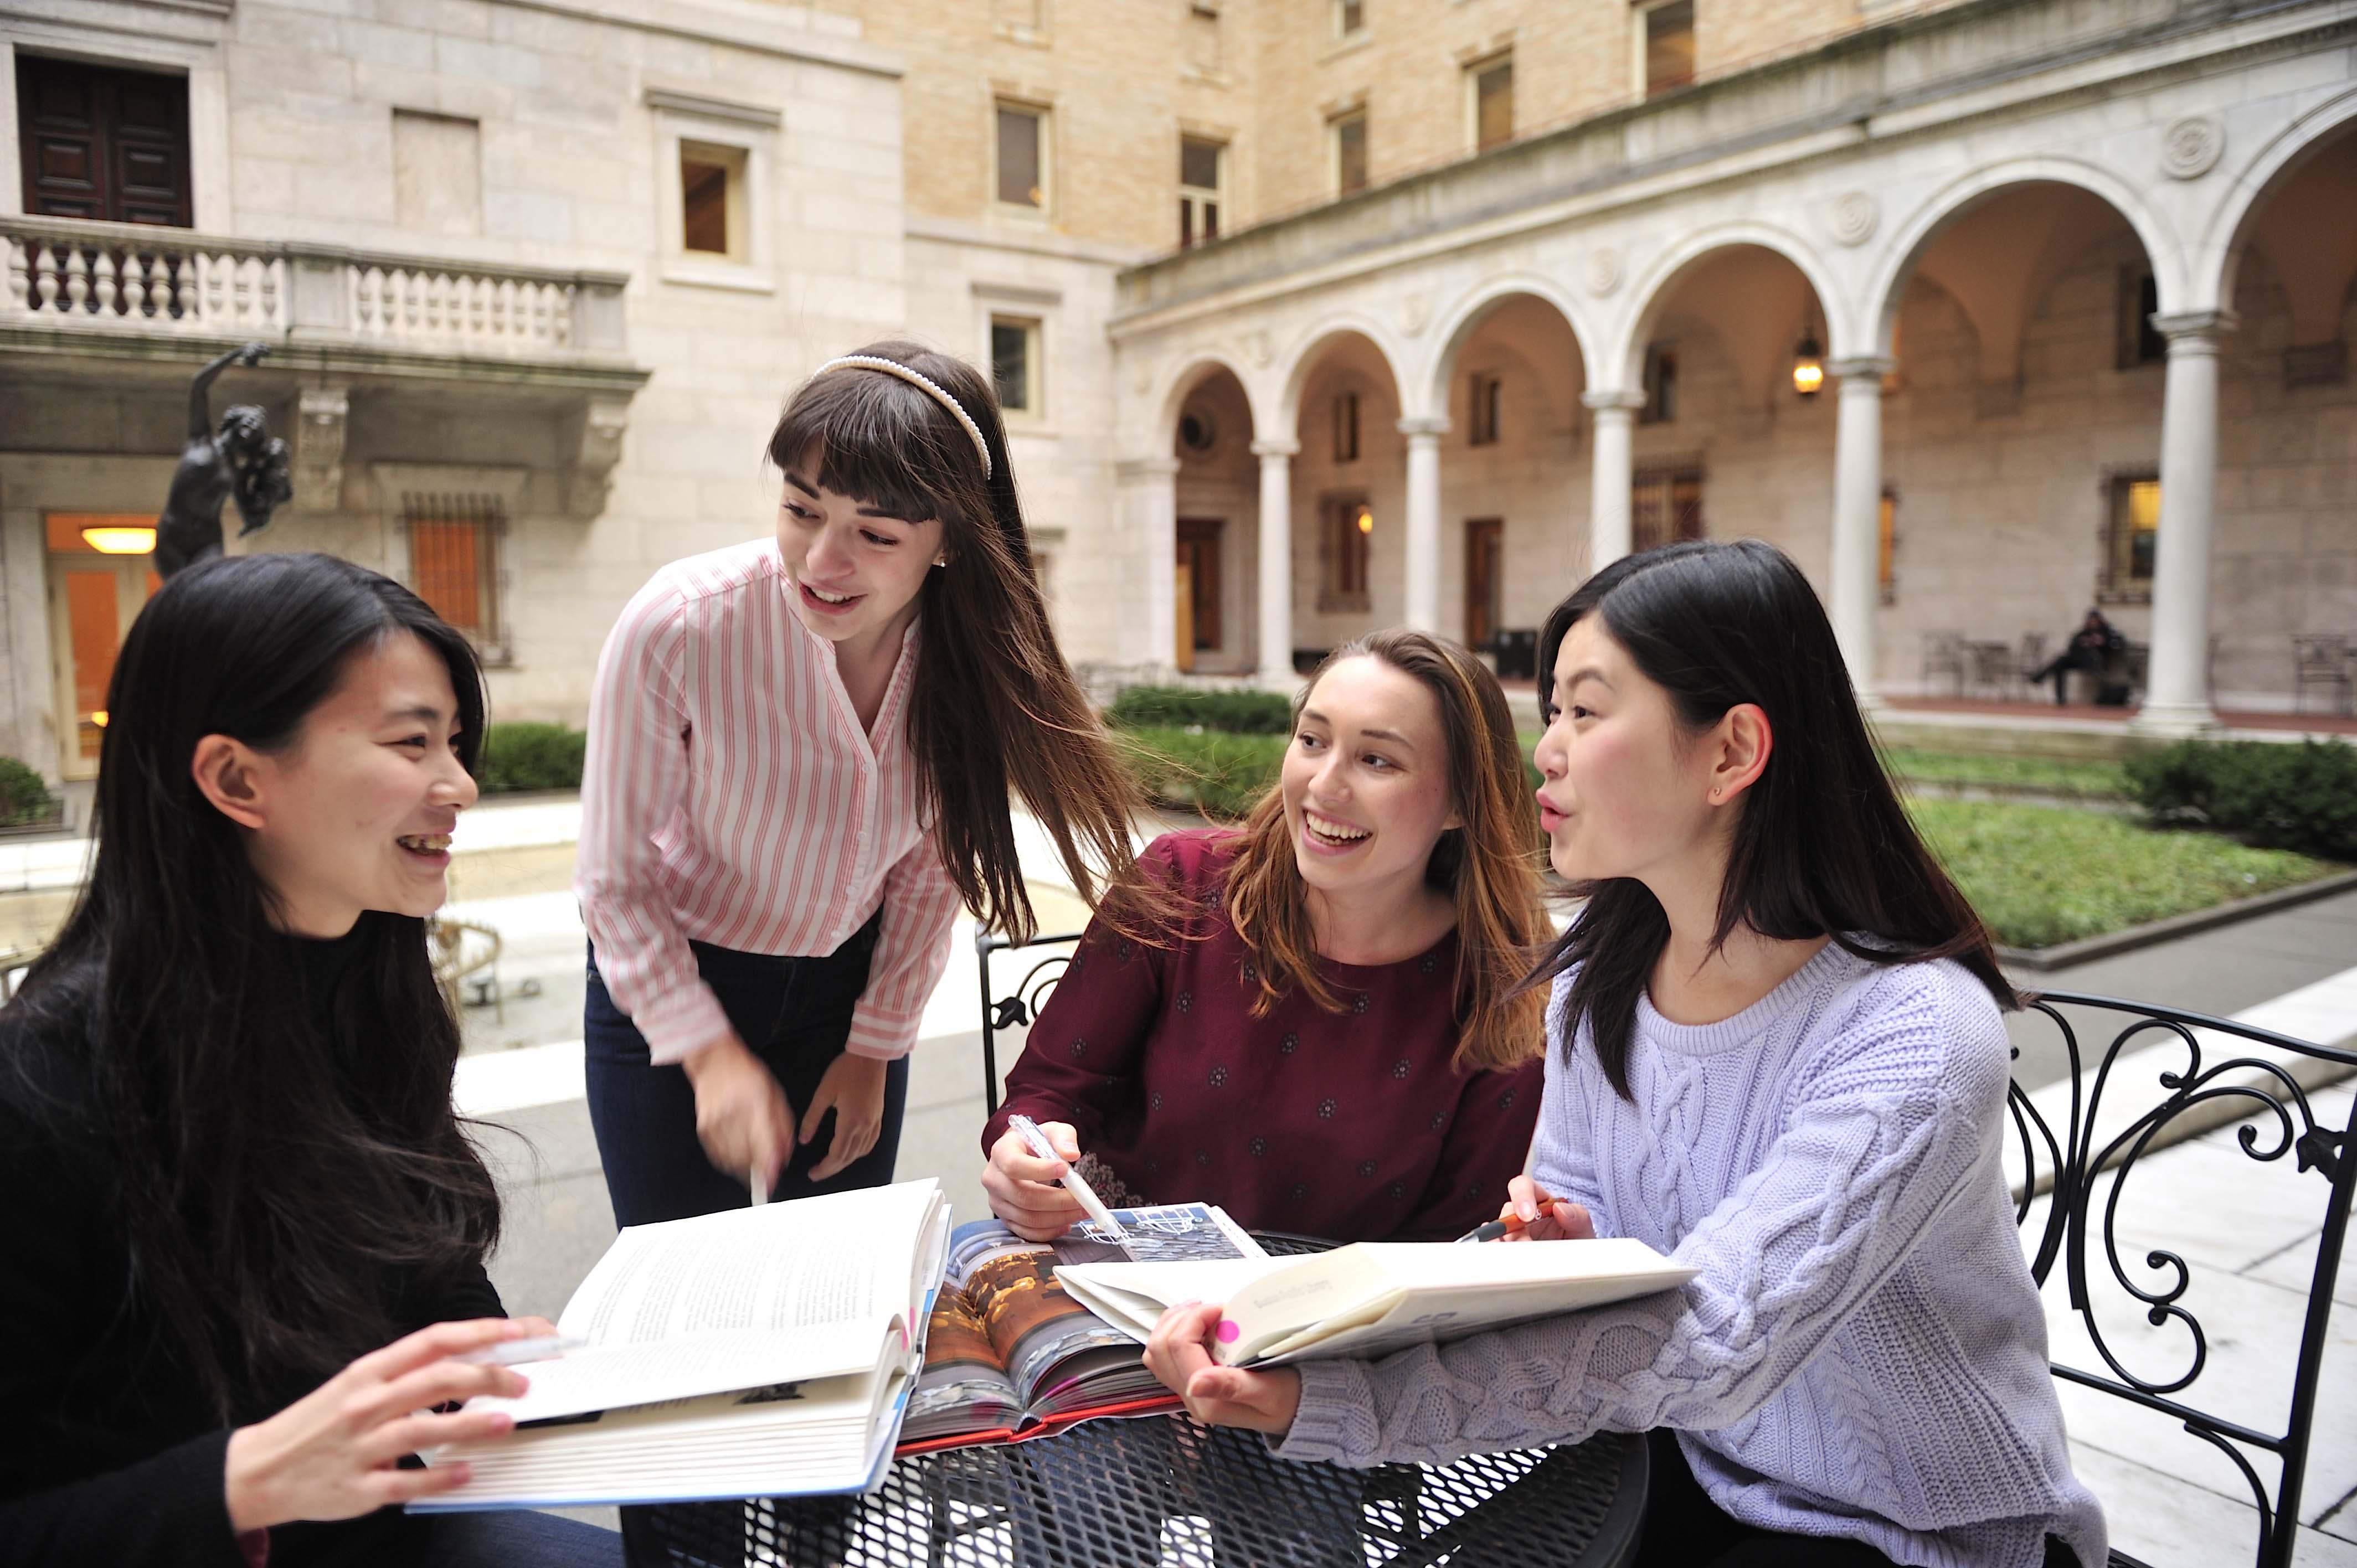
[1881,747,2128,800]
[1908,798,2334,950]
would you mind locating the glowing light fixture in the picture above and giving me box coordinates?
[89,710,109,729]
[1355,505,1374,535]
[81,524,156,555]
[1790,334,1825,400]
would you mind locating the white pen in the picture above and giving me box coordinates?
[456,1334,586,1367]
[751,1168,768,1206]
[1008,1113,1129,1242]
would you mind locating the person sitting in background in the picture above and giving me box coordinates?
[980,629,1549,1246]
[2032,608,2126,705]
[0,554,619,1567]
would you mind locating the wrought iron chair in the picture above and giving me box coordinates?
[1920,631,1966,699]
[2291,635,2353,716]
[2009,991,2353,1568]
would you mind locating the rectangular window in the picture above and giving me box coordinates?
[1337,0,1365,38]
[1332,110,1368,196]
[1187,2,1222,72]
[991,315,1042,417]
[1464,518,1503,647]
[2101,474,2160,602]
[1467,371,1502,446]
[1632,465,1704,553]
[404,494,506,652]
[14,54,193,226]
[2117,267,2166,368]
[996,102,1047,210]
[1321,493,1373,610]
[1643,1,1696,97]
[1179,136,1224,249]
[1333,390,1361,463]
[1177,518,1224,651]
[1471,57,1514,153]
[1640,343,1679,425]
[679,141,746,260]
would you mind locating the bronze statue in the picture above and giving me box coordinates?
[155,342,292,579]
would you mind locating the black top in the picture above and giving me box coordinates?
[0,933,505,1567]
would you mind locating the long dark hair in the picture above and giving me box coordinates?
[1528,539,2015,1098]
[1220,630,1548,1071]
[8,553,501,1419]
[770,342,1140,940]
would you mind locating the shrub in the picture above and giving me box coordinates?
[476,722,588,795]
[1113,726,1287,821]
[0,756,55,827]
[1108,685,1293,735]
[2122,739,2357,862]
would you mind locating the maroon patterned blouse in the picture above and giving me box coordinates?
[981,829,1543,1242]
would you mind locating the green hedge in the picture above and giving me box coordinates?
[1108,685,1294,735]
[1114,726,1286,820]
[476,722,587,795]
[2122,739,2357,862]
[0,756,55,827]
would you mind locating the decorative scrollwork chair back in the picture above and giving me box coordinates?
[976,927,1086,1115]
[2010,991,2353,1568]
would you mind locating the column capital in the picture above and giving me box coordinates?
[2152,309,2240,348]
[1581,389,1646,414]
[1828,356,1896,384]
[1115,456,1182,483]
[1396,415,1451,440]
[1249,438,1300,460]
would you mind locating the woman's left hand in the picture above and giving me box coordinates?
[801,1053,889,1181]
[1144,1301,1303,1437]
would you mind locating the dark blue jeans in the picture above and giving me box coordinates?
[583,912,908,1231]
[420,1508,624,1566]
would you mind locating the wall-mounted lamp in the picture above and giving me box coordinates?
[81,524,157,555]
[1790,334,1825,399]
[1355,504,1374,535]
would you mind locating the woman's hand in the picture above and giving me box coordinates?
[1500,1174,1596,1242]
[802,1053,889,1182]
[1144,1301,1302,1437]
[681,1030,795,1190]
[222,1317,550,1532]
[980,1121,1086,1241]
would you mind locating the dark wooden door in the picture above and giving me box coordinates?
[1176,518,1224,652]
[16,55,193,226]
[1464,518,1502,647]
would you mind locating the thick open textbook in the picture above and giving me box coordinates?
[414,1179,951,1509]
[902,1204,1265,1451]
[1058,1236,1695,1368]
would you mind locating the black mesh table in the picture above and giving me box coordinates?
[629,1418,1644,1567]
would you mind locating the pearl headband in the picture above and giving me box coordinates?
[812,355,992,481]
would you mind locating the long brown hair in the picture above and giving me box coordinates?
[769,342,1138,940]
[1221,630,1548,1072]
[1525,539,2016,1100]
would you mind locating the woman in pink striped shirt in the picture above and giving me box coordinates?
[575,343,1138,1229]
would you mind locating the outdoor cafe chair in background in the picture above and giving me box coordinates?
[2292,635,2353,716]
[2009,991,2352,1568]
[1921,631,1967,699]
[2019,631,2050,699]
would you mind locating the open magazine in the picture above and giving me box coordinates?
[899,1203,1266,1452]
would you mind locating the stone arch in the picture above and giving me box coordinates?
[1608,221,1848,391]
[1275,315,1414,431]
[1150,351,1265,456]
[1422,273,1598,417]
[2203,84,2357,316]
[1864,157,2184,358]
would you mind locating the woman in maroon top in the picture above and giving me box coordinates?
[980,629,1549,1243]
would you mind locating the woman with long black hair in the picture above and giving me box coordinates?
[577,342,1140,1225]
[0,554,617,1566]
[1147,539,2107,1568]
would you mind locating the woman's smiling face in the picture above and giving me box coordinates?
[1279,654,1461,901]
[774,455,945,647]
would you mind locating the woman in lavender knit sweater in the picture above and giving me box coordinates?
[1146,540,2107,1568]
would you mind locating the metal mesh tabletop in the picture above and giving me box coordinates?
[632,1419,1642,1567]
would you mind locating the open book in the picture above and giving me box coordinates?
[900,1204,1265,1452]
[1059,1236,1694,1368]
[414,1179,951,1509]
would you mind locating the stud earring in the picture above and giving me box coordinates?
[932,557,948,568]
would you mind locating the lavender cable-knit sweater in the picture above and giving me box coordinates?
[1274,942,2108,1568]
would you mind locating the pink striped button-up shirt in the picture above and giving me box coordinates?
[575,538,963,1066]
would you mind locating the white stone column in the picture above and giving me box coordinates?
[1829,357,1893,710]
[1582,390,1644,574]
[1398,416,1449,633]
[2132,311,2236,737]
[1252,437,1299,689]
[1116,456,1182,675]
